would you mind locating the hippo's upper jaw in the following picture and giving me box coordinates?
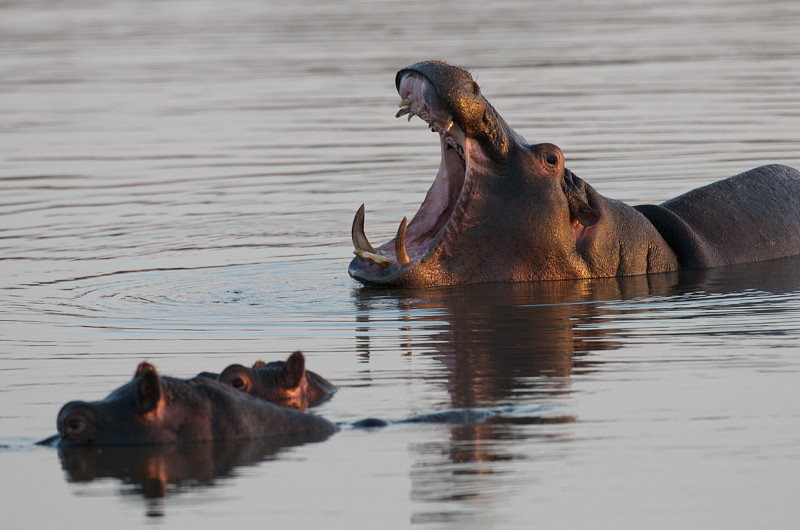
[348,61,516,287]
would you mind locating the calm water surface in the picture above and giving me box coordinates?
[2,0,800,528]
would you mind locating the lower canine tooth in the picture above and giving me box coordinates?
[399,98,411,107]
[395,217,410,266]
[396,106,410,118]
[352,204,377,254]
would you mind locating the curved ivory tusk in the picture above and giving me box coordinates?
[352,204,377,254]
[395,217,410,266]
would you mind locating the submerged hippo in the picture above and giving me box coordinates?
[56,362,336,447]
[218,351,336,410]
[348,60,800,287]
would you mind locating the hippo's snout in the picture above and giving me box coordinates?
[57,402,98,446]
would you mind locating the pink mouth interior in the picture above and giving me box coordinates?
[376,74,468,262]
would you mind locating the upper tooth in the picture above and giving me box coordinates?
[444,115,453,131]
[395,217,410,266]
[351,204,377,254]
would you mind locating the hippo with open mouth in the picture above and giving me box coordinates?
[348,60,800,287]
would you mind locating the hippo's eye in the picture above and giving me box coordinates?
[232,377,245,389]
[545,153,558,166]
[67,418,85,435]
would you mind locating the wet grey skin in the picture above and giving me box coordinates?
[348,60,800,287]
[55,362,337,447]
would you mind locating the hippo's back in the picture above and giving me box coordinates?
[638,164,800,268]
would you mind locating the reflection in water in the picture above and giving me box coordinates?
[355,256,800,405]
[352,256,800,517]
[354,272,685,403]
[59,433,332,517]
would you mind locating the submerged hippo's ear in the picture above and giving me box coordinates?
[136,363,163,414]
[135,361,156,377]
[283,351,306,389]
[219,364,254,394]
[252,360,267,369]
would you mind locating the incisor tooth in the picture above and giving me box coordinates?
[444,115,453,131]
[353,249,393,268]
[395,217,410,266]
[351,204,376,254]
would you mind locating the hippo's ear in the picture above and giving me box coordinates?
[561,166,602,242]
[283,351,306,389]
[219,364,254,394]
[252,360,267,369]
[135,362,163,414]
[568,194,601,229]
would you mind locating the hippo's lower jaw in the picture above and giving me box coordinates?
[349,71,486,287]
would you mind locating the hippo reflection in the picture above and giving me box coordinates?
[56,362,336,447]
[59,437,318,499]
[353,256,800,501]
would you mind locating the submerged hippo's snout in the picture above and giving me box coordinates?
[57,401,98,445]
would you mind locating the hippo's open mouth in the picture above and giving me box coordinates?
[349,72,475,285]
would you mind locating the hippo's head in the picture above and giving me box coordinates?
[218,351,336,410]
[57,362,198,447]
[348,60,615,287]
[56,362,338,447]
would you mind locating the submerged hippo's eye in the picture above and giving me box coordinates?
[545,153,558,166]
[232,377,245,389]
[65,417,86,436]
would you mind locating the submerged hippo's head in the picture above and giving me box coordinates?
[348,60,620,287]
[57,362,193,447]
[57,362,337,447]
[218,351,336,410]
